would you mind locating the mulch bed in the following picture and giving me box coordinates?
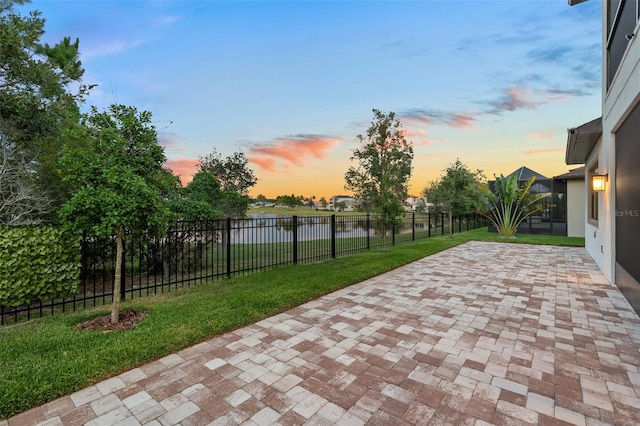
[76,309,147,332]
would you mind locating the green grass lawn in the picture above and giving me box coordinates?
[0,229,584,419]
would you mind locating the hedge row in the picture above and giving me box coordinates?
[0,226,80,308]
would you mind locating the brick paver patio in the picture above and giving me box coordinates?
[6,241,640,425]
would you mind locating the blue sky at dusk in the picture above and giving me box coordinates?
[26,0,602,199]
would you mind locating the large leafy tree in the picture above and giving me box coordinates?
[423,159,485,238]
[345,109,413,240]
[196,149,257,218]
[59,104,172,324]
[0,134,51,224]
[168,171,234,221]
[0,0,89,222]
[276,194,303,209]
[198,149,257,195]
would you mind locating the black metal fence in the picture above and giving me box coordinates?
[1,212,485,324]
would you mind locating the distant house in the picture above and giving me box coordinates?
[553,167,585,238]
[251,202,275,208]
[404,195,424,212]
[566,0,640,312]
[329,195,357,212]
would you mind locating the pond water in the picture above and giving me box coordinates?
[225,214,371,244]
[225,213,427,244]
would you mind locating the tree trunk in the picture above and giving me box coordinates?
[112,225,123,324]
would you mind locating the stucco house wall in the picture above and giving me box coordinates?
[568,0,640,309]
[584,141,608,277]
[566,179,585,238]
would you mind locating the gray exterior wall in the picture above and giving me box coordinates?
[567,179,585,238]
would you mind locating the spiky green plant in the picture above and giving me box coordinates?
[479,175,546,238]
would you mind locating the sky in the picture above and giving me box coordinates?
[23,0,602,200]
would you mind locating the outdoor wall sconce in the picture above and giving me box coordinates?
[593,174,608,192]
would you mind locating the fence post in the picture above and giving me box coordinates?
[293,216,298,264]
[458,214,462,233]
[428,212,431,238]
[392,222,396,245]
[226,218,231,278]
[412,212,415,241]
[166,227,171,285]
[441,213,445,235]
[331,215,336,258]
[366,214,371,249]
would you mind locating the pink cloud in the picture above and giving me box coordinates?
[251,144,304,166]
[164,158,198,185]
[488,87,540,114]
[248,134,342,172]
[400,109,477,129]
[523,147,564,155]
[400,113,432,125]
[248,156,277,172]
[401,128,444,146]
[450,112,476,128]
[401,128,421,139]
[488,87,583,115]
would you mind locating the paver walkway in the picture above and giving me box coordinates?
[6,241,640,425]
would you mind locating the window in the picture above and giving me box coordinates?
[607,0,640,88]
[588,162,599,226]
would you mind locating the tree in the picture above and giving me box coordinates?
[198,149,257,196]
[423,159,484,238]
[319,197,328,208]
[0,134,51,224]
[344,109,413,242]
[415,198,429,215]
[167,171,224,221]
[59,104,171,324]
[0,0,90,218]
[276,194,302,209]
[479,174,546,238]
[334,201,347,212]
[196,149,257,218]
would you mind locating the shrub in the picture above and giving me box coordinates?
[479,175,546,238]
[0,226,80,307]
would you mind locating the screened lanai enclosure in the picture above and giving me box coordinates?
[488,166,569,236]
